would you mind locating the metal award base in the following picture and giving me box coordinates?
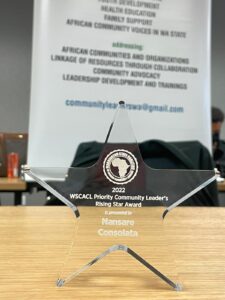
[56,244,182,291]
[22,101,218,292]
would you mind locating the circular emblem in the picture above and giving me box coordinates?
[103,149,138,185]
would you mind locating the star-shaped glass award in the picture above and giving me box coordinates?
[22,101,218,291]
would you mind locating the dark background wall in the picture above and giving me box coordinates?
[0,0,33,133]
[211,0,225,138]
[0,0,224,138]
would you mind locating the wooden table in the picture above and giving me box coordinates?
[0,206,225,299]
[0,178,27,205]
[218,180,225,192]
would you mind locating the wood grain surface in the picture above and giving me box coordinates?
[0,178,26,190]
[0,206,225,300]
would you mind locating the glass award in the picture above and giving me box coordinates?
[22,101,218,291]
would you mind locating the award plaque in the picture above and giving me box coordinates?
[22,101,218,291]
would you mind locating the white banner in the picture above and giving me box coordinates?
[28,0,211,167]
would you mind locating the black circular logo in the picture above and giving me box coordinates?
[103,149,138,185]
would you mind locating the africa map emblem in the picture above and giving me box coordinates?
[103,149,138,185]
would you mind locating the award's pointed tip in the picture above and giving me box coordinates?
[175,283,183,291]
[21,164,30,173]
[119,100,125,105]
[56,278,65,287]
[74,208,80,218]
[162,209,169,220]
[214,168,223,182]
